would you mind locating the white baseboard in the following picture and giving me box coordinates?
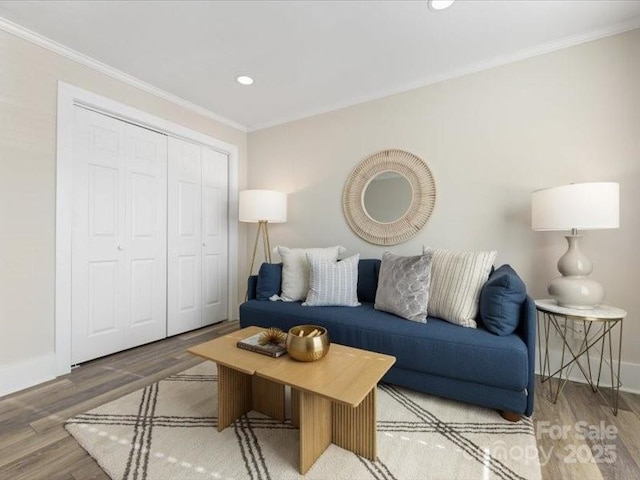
[534,348,640,395]
[0,353,57,398]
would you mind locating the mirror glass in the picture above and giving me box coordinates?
[363,172,412,223]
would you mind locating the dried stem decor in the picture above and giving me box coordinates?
[259,327,287,346]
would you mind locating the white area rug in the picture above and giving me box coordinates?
[66,362,541,480]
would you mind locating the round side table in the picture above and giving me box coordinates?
[535,299,626,415]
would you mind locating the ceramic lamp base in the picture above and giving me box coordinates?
[548,234,604,309]
[548,276,604,310]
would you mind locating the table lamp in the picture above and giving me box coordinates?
[239,189,287,275]
[531,182,619,309]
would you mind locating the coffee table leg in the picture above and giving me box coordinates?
[298,389,332,474]
[332,387,376,460]
[291,388,300,428]
[217,365,252,432]
[252,376,285,422]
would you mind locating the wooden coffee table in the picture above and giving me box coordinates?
[188,326,396,474]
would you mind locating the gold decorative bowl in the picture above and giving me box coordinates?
[286,325,330,362]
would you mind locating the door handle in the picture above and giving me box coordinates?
[117,244,124,251]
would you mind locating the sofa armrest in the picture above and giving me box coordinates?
[246,275,258,300]
[518,295,537,416]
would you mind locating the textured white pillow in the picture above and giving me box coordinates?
[274,245,346,302]
[424,247,497,328]
[303,254,360,307]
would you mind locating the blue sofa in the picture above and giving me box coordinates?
[239,259,536,419]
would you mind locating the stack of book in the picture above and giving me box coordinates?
[237,332,287,358]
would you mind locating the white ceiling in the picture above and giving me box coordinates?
[1,1,640,131]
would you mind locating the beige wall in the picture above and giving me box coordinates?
[0,29,248,367]
[248,30,640,372]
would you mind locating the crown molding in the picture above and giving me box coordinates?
[248,17,640,132]
[0,16,247,133]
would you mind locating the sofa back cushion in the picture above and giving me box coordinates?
[479,264,526,335]
[357,259,381,303]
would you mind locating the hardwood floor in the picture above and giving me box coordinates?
[1,321,638,480]
[0,321,239,480]
[533,377,640,480]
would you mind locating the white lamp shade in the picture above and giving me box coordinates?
[239,190,287,223]
[531,182,619,231]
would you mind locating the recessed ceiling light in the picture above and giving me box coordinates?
[236,75,254,86]
[429,0,456,11]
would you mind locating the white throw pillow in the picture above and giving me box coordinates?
[274,245,346,301]
[303,254,360,307]
[424,247,497,328]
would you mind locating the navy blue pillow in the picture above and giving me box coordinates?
[479,265,526,336]
[256,263,282,301]
[357,259,381,303]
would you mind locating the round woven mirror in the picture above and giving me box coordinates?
[343,149,436,245]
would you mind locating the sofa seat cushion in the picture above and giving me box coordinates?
[239,300,528,391]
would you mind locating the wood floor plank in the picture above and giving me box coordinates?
[534,373,640,480]
[30,357,204,433]
[0,426,36,451]
[567,384,639,480]
[69,456,110,480]
[620,390,640,418]
[0,435,93,480]
[596,405,640,477]
[0,379,73,416]
[0,425,69,469]
[534,379,605,480]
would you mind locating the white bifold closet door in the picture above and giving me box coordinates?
[167,137,228,336]
[71,107,168,364]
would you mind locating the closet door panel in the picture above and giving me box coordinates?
[72,108,127,364]
[168,138,203,335]
[72,108,167,363]
[123,123,167,347]
[202,148,228,325]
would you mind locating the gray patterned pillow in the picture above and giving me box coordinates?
[374,251,434,322]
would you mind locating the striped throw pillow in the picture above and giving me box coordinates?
[303,254,360,307]
[425,247,497,328]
